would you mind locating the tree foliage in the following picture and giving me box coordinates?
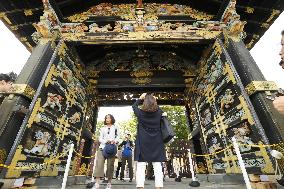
[160,106,189,139]
[94,121,104,137]
[118,113,138,139]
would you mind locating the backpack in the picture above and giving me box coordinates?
[122,141,132,157]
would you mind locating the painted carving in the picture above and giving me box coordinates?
[91,49,191,71]
[62,141,73,156]
[89,23,112,32]
[69,112,81,124]
[42,93,63,112]
[33,0,60,39]
[232,122,254,152]
[208,136,222,159]
[113,22,124,32]
[213,162,226,169]
[201,108,212,126]
[206,59,223,84]
[61,23,88,33]
[220,89,235,114]
[196,162,207,173]
[0,148,7,165]
[24,130,51,156]
[221,0,246,40]
[61,69,72,84]
[67,3,213,23]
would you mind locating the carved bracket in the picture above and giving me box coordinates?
[0,84,36,100]
[130,70,153,85]
[245,81,278,96]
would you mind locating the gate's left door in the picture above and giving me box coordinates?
[0,41,88,178]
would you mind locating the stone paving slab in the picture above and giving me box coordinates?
[37,178,247,189]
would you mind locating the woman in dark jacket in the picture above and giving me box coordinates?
[132,93,166,189]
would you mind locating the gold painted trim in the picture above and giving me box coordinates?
[132,78,151,85]
[0,12,12,25]
[27,98,42,128]
[24,9,33,16]
[6,145,27,178]
[89,79,98,86]
[245,7,254,14]
[20,37,27,42]
[0,148,7,165]
[266,9,280,23]
[183,69,197,77]
[245,81,278,96]
[130,70,153,78]
[87,71,100,78]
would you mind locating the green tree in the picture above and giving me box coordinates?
[160,106,189,139]
[118,113,138,139]
[94,121,104,137]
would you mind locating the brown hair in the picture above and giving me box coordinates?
[141,93,158,112]
[104,114,115,125]
[282,30,284,35]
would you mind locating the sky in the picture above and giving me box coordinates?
[0,11,283,122]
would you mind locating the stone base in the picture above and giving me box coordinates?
[197,174,245,185]
[0,178,16,189]
[0,175,87,188]
[35,176,76,187]
[196,174,208,182]
[74,175,87,185]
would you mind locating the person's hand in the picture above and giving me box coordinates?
[273,96,284,115]
[139,93,147,100]
[111,140,116,144]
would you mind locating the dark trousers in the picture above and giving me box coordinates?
[120,156,133,180]
[115,162,122,178]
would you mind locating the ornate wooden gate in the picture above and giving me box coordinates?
[0,0,284,179]
[186,40,274,174]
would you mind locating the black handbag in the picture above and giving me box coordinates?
[160,115,175,144]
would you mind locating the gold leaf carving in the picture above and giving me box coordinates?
[245,81,278,96]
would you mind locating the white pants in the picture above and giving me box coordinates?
[136,162,163,188]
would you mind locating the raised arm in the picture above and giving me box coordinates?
[132,99,142,116]
[119,141,126,147]
[132,93,147,116]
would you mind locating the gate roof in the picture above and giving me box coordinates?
[0,0,283,51]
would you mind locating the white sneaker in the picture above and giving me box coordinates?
[92,183,99,189]
[105,183,112,189]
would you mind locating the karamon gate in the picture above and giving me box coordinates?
[0,0,284,179]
